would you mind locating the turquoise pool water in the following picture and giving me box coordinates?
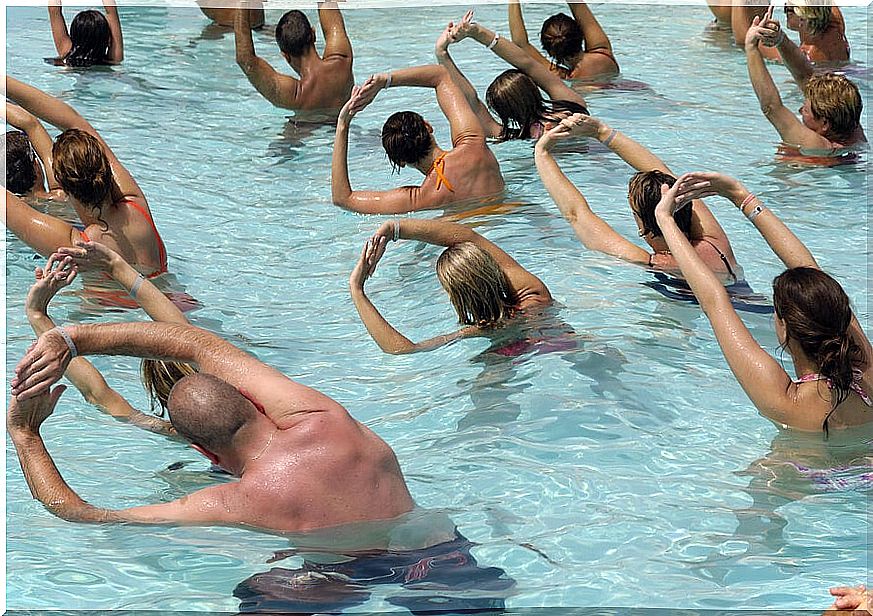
[6,2,871,612]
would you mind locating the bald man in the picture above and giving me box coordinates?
[9,322,413,530]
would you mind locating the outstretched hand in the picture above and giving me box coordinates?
[338,85,364,124]
[56,240,119,272]
[745,6,778,49]
[26,253,78,315]
[828,585,872,614]
[349,235,388,291]
[536,113,595,151]
[449,10,476,43]
[7,385,67,435]
[653,173,702,219]
[668,171,745,204]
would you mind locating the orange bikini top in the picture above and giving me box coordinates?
[431,152,454,193]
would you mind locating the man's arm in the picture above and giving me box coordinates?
[234,9,301,109]
[103,0,124,63]
[13,322,346,428]
[9,391,235,524]
[508,0,552,68]
[744,21,823,148]
[318,1,353,61]
[535,123,650,265]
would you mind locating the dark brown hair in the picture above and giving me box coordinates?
[628,171,693,238]
[381,111,432,172]
[276,10,314,57]
[540,13,584,72]
[486,69,588,141]
[773,267,863,435]
[5,131,37,195]
[52,128,113,208]
[63,10,112,67]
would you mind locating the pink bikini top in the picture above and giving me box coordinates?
[794,371,873,407]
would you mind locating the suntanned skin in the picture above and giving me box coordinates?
[200,5,263,28]
[49,0,124,64]
[745,9,866,151]
[9,323,415,532]
[5,102,64,201]
[535,114,740,283]
[235,3,353,113]
[332,65,504,215]
[5,77,164,276]
[784,5,849,64]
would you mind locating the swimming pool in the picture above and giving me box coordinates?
[6,2,871,612]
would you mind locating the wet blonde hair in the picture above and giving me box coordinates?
[791,1,832,35]
[435,242,516,327]
[141,359,197,416]
[805,73,862,138]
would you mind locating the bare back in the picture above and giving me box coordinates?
[414,142,505,211]
[83,198,165,277]
[294,56,354,111]
[232,410,414,532]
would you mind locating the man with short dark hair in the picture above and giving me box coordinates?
[234,2,353,114]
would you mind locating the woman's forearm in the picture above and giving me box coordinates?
[331,121,354,206]
[350,287,416,354]
[106,256,186,324]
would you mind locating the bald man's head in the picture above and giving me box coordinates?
[167,374,256,452]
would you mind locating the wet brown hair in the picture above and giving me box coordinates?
[381,111,432,172]
[64,10,112,67]
[52,128,113,208]
[436,242,516,327]
[805,74,862,140]
[276,10,315,57]
[166,373,256,452]
[628,171,693,238]
[486,70,588,141]
[773,267,863,435]
[141,359,197,416]
[540,13,584,72]
[5,131,37,195]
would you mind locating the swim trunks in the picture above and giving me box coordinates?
[234,533,515,614]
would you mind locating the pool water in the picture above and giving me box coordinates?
[5,2,871,612]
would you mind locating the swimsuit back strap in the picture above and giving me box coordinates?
[431,153,455,193]
[124,199,168,273]
[699,238,738,284]
[795,372,873,407]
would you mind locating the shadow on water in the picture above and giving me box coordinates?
[690,427,871,586]
[455,305,634,431]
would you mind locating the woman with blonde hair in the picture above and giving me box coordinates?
[350,219,551,354]
[653,171,871,433]
[5,77,168,278]
[781,0,849,63]
[25,242,195,436]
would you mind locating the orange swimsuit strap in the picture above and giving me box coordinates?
[431,152,455,193]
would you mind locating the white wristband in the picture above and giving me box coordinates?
[53,326,78,358]
[384,72,392,89]
[747,204,765,221]
[393,220,400,242]
[487,33,500,50]
[129,274,146,297]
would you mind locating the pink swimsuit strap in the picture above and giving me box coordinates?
[795,371,873,407]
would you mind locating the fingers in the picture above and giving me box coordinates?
[48,384,67,411]
[11,365,59,400]
[764,4,774,21]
